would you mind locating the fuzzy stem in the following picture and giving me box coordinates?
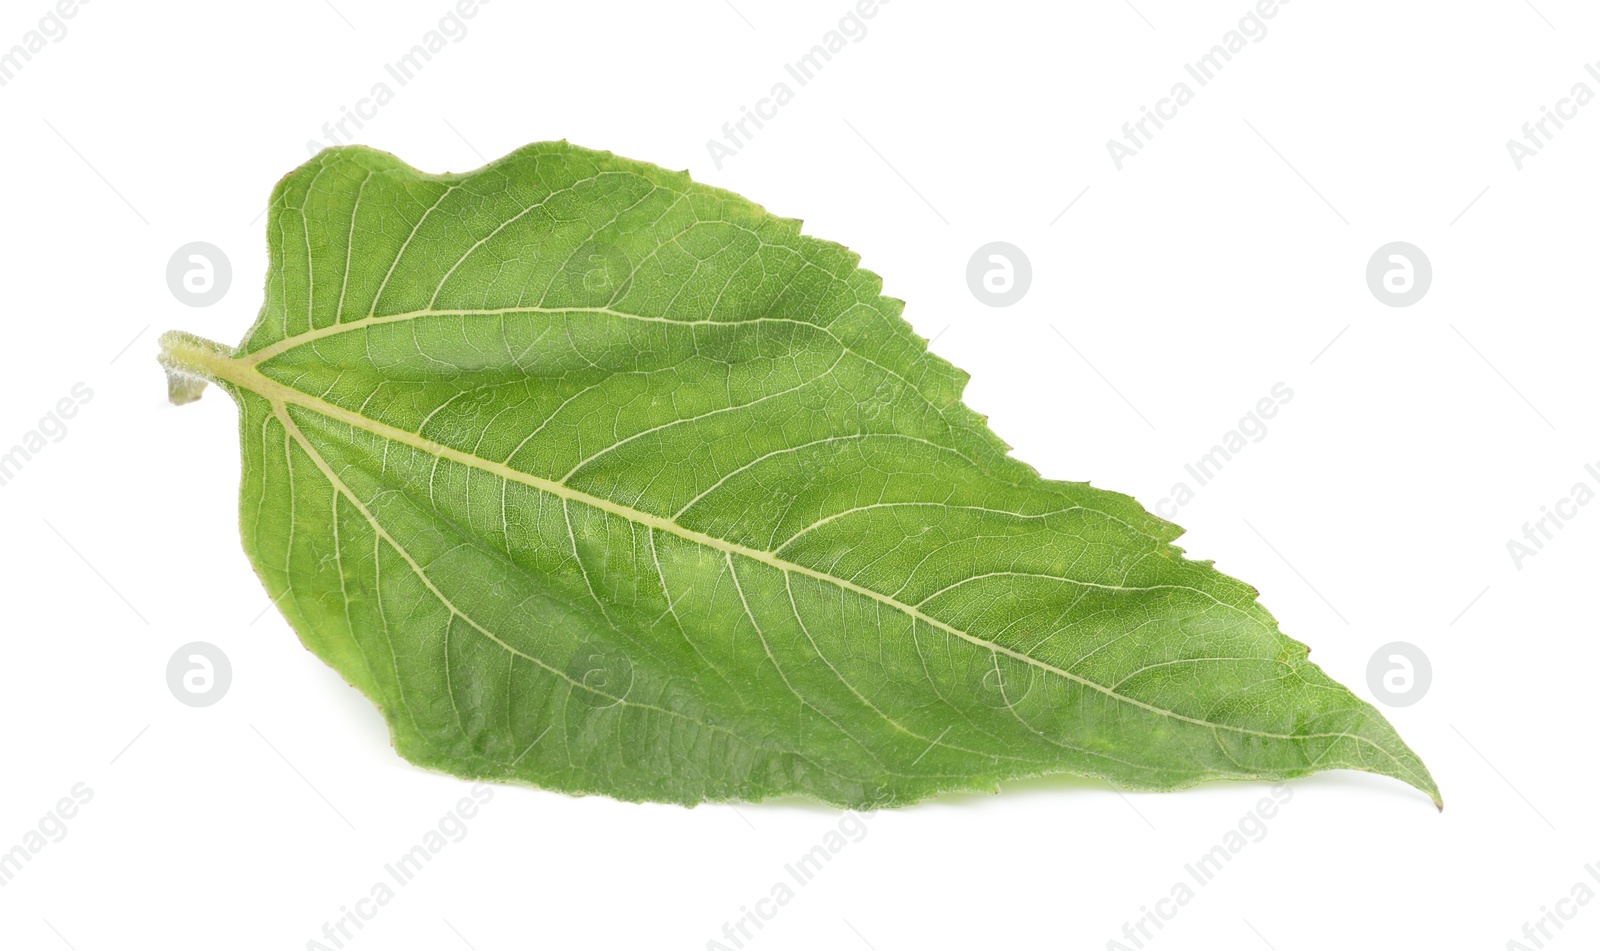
[157,330,234,405]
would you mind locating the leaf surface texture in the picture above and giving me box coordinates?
[164,143,1438,808]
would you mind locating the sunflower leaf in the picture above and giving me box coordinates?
[159,143,1438,808]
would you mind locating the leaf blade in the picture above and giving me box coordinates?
[167,142,1438,808]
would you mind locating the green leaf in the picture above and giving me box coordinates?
[159,142,1438,809]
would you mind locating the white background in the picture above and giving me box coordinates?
[1,1,1595,949]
